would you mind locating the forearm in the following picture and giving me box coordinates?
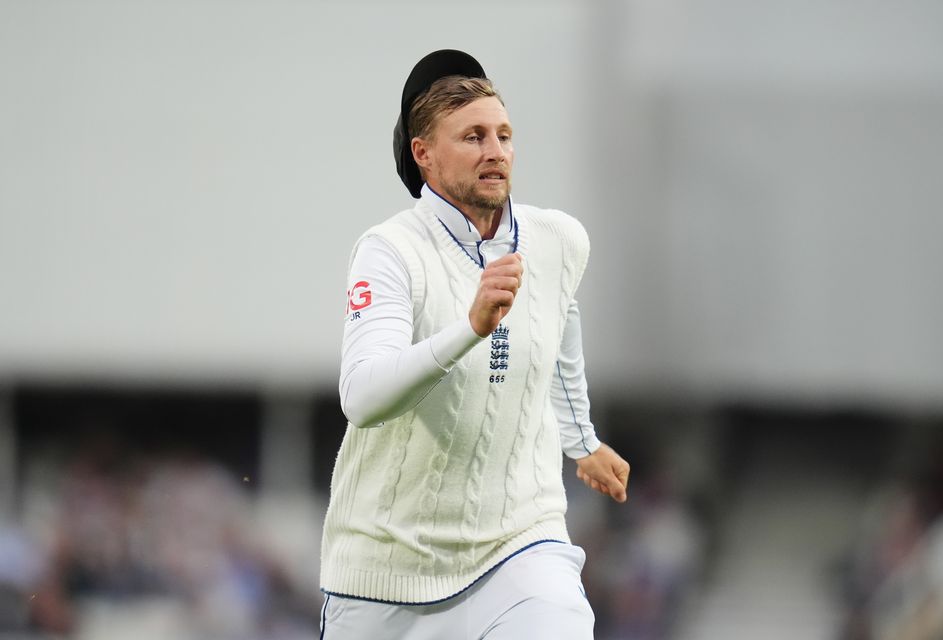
[552,363,601,459]
[552,299,601,459]
[340,319,483,427]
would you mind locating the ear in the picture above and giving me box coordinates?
[411,137,433,171]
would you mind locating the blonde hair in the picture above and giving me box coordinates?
[407,75,502,141]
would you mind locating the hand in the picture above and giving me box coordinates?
[575,443,630,503]
[468,253,524,337]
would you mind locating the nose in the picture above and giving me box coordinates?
[482,133,507,162]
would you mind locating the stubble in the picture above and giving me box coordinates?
[442,176,511,214]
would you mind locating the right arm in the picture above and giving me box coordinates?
[339,236,481,427]
[339,238,523,427]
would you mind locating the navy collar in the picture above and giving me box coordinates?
[421,184,515,245]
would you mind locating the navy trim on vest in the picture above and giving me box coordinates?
[436,218,483,268]
[511,208,519,252]
[426,185,474,232]
[320,539,566,606]
[426,185,519,265]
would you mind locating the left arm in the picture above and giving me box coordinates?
[551,299,630,503]
[551,300,601,458]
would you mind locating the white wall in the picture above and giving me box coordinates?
[588,0,943,406]
[2,0,942,407]
[0,0,593,387]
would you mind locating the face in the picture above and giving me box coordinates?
[413,96,514,215]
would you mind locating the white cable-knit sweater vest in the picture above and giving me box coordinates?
[320,198,590,604]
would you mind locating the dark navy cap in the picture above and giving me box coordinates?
[393,50,487,198]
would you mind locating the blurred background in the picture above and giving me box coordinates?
[1,1,942,638]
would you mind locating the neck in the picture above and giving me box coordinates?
[465,206,503,240]
[427,186,505,240]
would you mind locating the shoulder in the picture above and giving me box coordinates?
[516,203,591,291]
[514,203,590,252]
[357,206,432,252]
[347,205,430,300]
[350,235,407,275]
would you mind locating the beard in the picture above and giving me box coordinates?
[441,174,511,213]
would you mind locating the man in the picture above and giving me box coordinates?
[320,50,630,639]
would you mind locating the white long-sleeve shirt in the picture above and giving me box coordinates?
[339,185,600,459]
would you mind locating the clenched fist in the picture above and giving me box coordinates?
[575,443,630,503]
[469,253,524,337]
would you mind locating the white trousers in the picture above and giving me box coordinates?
[319,542,595,640]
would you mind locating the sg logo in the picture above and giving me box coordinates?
[346,281,372,315]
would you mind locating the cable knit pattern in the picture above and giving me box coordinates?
[376,412,415,573]
[501,225,536,533]
[523,229,550,514]
[457,376,502,572]
[320,201,590,604]
[359,223,429,574]
[532,237,572,512]
[416,233,471,577]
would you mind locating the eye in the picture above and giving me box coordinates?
[498,134,512,143]
[465,134,480,142]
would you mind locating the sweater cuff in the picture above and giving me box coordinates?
[563,433,602,460]
[430,319,487,370]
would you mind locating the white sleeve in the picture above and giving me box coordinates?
[339,235,485,428]
[550,299,602,459]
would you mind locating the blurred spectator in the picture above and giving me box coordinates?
[580,471,705,640]
[20,434,320,639]
[0,524,46,631]
[840,475,943,640]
